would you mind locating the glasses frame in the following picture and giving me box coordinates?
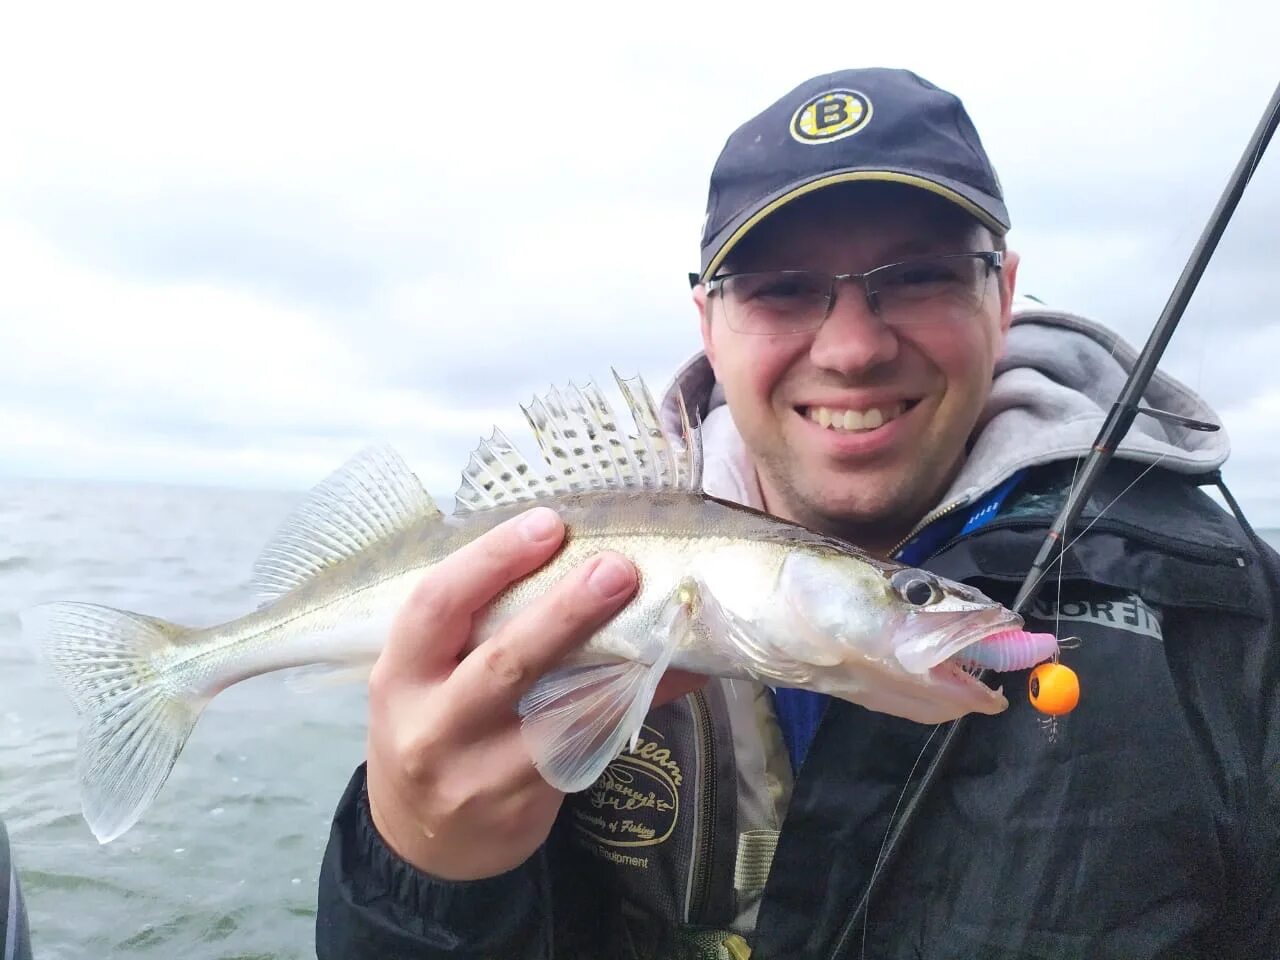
[697,251,1004,333]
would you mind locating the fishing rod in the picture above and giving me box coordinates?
[835,78,1280,954]
[1009,80,1280,614]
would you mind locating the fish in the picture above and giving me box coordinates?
[23,373,1058,844]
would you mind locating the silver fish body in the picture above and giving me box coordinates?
[25,374,1053,844]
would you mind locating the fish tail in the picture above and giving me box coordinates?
[23,601,204,844]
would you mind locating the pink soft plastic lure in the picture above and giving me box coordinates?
[953,630,1059,673]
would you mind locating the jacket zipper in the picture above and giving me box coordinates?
[686,687,717,924]
[888,498,967,558]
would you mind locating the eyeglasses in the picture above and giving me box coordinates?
[702,251,1003,335]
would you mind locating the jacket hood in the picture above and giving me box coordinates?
[660,298,1230,513]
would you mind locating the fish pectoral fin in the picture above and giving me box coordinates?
[693,580,817,686]
[517,589,692,793]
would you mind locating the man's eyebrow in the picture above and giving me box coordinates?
[876,236,964,261]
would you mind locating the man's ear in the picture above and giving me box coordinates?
[693,284,716,365]
[998,249,1020,336]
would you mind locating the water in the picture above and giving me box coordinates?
[2,479,1277,958]
[1,479,368,959]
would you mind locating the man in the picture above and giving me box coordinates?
[315,68,1280,958]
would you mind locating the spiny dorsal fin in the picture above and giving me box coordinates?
[251,445,439,602]
[453,373,703,513]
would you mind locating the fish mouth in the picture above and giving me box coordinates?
[894,606,1024,675]
[926,659,1009,714]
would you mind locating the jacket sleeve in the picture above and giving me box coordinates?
[1234,537,1280,957]
[1,818,32,960]
[315,763,552,960]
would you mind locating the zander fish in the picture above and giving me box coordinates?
[24,374,1057,844]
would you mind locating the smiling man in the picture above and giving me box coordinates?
[317,68,1280,959]
[694,183,1013,554]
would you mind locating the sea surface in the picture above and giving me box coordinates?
[1,479,369,960]
[1,478,1277,959]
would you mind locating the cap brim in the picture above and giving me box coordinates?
[699,169,1011,283]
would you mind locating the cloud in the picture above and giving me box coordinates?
[1217,389,1280,526]
[0,0,1277,525]
[12,188,396,312]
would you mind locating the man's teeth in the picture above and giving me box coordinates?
[806,402,905,432]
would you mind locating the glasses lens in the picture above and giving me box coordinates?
[869,255,993,325]
[718,271,831,334]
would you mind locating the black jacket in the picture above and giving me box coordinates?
[316,462,1280,959]
[1,818,32,960]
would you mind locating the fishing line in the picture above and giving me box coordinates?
[1055,451,1170,553]
[1040,262,1129,645]
[1019,449,1172,604]
[860,722,942,960]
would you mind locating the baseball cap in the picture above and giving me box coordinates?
[696,67,1010,283]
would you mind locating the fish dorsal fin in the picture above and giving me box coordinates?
[251,445,439,602]
[454,372,703,513]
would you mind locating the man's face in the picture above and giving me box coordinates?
[695,185,1019,552]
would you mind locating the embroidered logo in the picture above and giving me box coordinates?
[571,725,682,860]
[790,89,872,144]
[1027,593,1163,641]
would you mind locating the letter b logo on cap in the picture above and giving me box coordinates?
[791,90,872,144]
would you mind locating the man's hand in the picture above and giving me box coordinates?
[365,506,706,881]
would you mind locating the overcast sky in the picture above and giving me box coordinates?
[2,1,1278,523]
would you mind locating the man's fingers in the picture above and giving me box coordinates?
[445,551,638,727]
[380,507,567,677]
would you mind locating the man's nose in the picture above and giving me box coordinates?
[807,281,900,375]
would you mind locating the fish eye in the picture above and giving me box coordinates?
[891,570,942,606]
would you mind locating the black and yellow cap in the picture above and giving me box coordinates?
[696,67,1011,283]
